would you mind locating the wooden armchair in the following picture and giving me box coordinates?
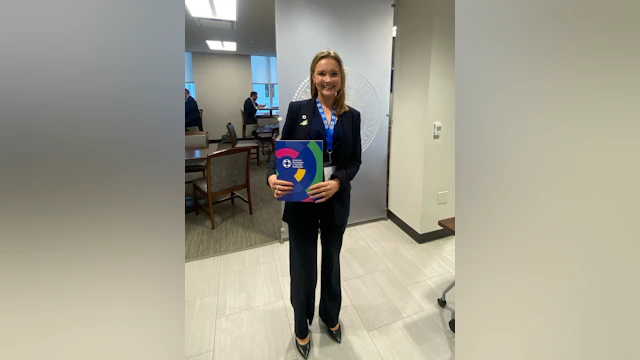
[192,147,253,230]
[226,122,260,166]
[241,109,258,138]
[266,127,279,161]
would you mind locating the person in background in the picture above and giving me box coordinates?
[243,91,265,126]
[185,89,202,131]
[266,50,362,359]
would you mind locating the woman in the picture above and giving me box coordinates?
[267,50,362,358]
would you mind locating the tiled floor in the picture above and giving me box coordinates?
[185,220,456,360]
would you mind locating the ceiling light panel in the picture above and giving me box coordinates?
[206,40,237,51]
[186,0,237,21]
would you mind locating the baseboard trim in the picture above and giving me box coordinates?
[208,139,221,144]
[387,210,452,244]
[347,217,387,228]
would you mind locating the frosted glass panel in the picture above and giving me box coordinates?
[275,0,393,224]
[250,56,270,83]
[251,56,278,83]
[269,57,278,83]
[252,84,267,105]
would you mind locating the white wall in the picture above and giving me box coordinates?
[389,0,455,234]
[192,52,252,137]
[458,0,640,358]
[420,0,455,233]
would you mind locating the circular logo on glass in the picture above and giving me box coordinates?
[292,68,381,152]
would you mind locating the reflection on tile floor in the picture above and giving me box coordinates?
[185,220,455,359]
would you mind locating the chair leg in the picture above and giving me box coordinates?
[193,186,199,215]
[246,185,254,215]
[230,192,235,205]
[243,123,246,138]
[256,148,260,166]
[208,194,215,229]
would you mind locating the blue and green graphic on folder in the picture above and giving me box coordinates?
[275,140,323,202]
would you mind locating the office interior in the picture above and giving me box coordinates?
[184,0,456,359]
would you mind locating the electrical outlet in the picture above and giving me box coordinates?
[437,191,448,205]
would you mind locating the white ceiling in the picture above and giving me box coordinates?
[185,0,277,56]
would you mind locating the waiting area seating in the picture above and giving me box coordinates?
[192,147,254,230]
[226,122,260,166]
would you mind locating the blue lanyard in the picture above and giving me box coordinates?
[316,98,337,152]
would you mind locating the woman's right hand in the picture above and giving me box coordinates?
[268,174,294,199]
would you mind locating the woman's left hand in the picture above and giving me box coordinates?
[307,179,340,203]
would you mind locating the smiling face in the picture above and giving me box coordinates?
[312,58,342,99]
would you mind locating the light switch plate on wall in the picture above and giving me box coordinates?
[433,122,442,137]
[437,191,448,205]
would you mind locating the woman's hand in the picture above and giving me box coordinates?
[268,174,294,199]
[307,179,340,203]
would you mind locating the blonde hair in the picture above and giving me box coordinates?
[309,50,348,115]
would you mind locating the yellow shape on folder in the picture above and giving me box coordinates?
[294,169,306,182]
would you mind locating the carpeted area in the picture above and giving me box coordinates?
[185,143,281,262]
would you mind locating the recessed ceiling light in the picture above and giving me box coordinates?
[206,40,237,51]
[186,0,237,21]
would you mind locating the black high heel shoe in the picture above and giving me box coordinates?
[295,335,311,359]
[325,322,342,343]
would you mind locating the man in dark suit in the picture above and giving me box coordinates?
[243,91,265,125]
[185,89,202,131]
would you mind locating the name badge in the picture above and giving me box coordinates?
[323,166,336,182]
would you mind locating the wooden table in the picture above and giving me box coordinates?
[438,217,455,234]
[185,131,210,157]
[254,125,279,156]
[256,124,279,134]
[257,107,279,117]
[185,146,215,160]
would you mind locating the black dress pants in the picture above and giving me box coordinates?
[288,214,346,339]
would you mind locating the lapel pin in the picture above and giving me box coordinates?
[302,115,307,120]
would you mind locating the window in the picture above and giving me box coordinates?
[250,56,278,114]
[185,52,197,99]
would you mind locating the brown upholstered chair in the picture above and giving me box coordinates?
[192,147,253,229]
[241,109,259,138]
[226,122,260,166]
[266,127,279,161]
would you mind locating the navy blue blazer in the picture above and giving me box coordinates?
[185,96,201,128]
[243,97,258,124]
[267,98,362,225]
